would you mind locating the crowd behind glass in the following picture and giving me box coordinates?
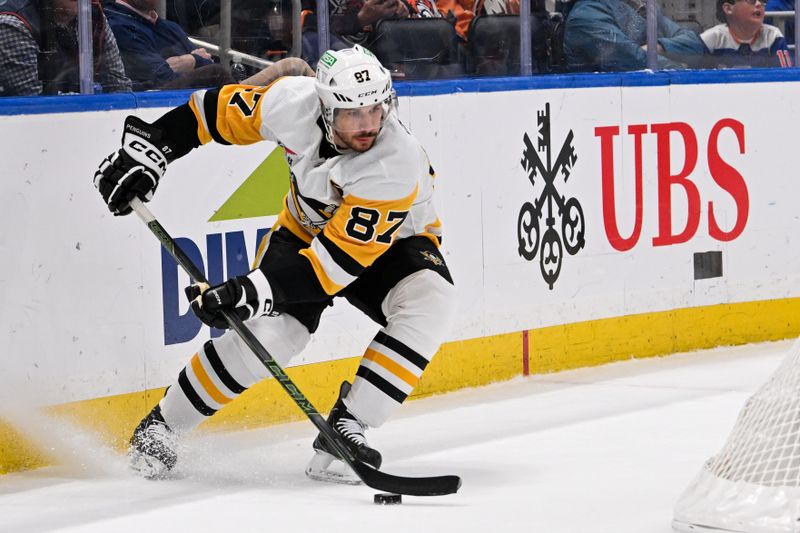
[0,0,794,97]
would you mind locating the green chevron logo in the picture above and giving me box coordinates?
[209,147,290,222]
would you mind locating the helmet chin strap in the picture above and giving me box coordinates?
[319,101,351,154]
[322,116,352,155]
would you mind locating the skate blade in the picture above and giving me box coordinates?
[128,449,173,480]
[305,450,361,485]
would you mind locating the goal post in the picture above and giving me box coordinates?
[673,338,800,533]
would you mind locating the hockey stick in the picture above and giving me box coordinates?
[128,197,461,497]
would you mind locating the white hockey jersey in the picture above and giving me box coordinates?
[187,76,441,295]
[700,23,792,67]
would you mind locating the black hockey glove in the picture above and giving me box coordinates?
[185,269,277,329]
[93,115,176,216]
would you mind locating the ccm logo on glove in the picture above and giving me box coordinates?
[93,115,176,216]
[128,140,168,173]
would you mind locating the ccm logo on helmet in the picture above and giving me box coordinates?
[358,90,378,98]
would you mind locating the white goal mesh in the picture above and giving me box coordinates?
[673,338,800,533]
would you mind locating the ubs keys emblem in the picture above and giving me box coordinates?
[517,103,585,290]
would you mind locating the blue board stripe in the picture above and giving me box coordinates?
[0,68,797,116]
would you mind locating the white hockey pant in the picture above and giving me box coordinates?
[159,313,311,433]
[158,269,455,433]
[344,269,456,428]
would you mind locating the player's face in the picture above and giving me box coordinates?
[332,104,384,152]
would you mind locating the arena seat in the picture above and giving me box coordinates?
[369,18,464,80]
[466,13,553,76]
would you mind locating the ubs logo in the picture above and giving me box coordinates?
[517,103,585,290]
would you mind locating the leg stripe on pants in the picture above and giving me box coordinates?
[356,366,406,404]
[178,368,218,416]
[363,349,419,387]
[373,332,428,371]
[203,340,247,394]
[190,353,233,405]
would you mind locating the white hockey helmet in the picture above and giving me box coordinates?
[315,45,395,145]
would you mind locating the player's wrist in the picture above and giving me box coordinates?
[244,269,275,316]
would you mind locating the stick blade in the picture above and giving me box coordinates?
[352,461,462,496]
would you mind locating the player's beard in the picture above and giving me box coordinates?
[336,130,379,153]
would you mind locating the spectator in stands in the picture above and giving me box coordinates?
[701,0,792,68]
[435,0,472,40]
[563,0,705,71]
[435,0,546,42]
[105,0,234,90]
[239,0,292,58]
[300,0,411,66]
[0,0,131,96]
[766,0,794,44]
[450,0,551,75]
[161,0,291,61]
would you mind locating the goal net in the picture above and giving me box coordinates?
[673,338,800,533]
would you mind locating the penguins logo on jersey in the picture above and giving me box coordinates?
[516,102,585,290]
[420,250,444,266]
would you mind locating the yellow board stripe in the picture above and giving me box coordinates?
[191,353,233,406]
[363,348,419,387]
[4,297,800,475]
[0,418,49,474]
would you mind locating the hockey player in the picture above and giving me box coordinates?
[93,47,456,482]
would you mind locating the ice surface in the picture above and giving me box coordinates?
[0,340,792,533]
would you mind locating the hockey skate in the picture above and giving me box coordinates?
[306,381,382,485]
[128,404,178,479]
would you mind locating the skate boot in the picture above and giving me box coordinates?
[128,404,178,479]
[306,381,382,485]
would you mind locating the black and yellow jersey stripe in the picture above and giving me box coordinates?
[188,83,276,146]
[299,186,418,295]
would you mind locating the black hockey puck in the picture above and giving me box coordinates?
[374,493,402,505]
